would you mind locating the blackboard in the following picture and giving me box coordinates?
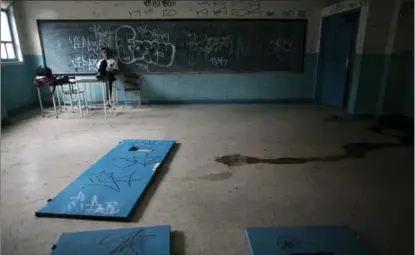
[37,19,307,75]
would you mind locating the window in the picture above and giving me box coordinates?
[1,9,17,61]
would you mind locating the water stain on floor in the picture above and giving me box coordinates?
[215,142,406,167]
[198,172,233,181]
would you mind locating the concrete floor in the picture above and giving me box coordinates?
[1,104,413,255]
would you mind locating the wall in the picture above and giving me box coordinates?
[319,0,366,114]
[12,0,339,104]
[319,0,413,118]
[352,0,398,116]
[1,2,40,120]
[381,0,414,118]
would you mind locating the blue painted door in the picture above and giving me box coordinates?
[316,11,359,108]
[35,139,175,221]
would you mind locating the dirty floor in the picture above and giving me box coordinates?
[1,104,413,255]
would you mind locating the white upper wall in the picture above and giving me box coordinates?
[320,0,366,54]
[13,0,338,55]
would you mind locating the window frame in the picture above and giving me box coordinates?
[1,8,18,62]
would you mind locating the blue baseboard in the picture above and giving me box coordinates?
[4,102,39,117]
[82,98,312,105]
[1,102,39,126]
[347,113,376,120]
[127,98,312,105]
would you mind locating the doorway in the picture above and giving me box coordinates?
[315,10,360,108]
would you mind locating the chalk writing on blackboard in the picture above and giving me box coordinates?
[163,8,177,16]
[281,10,295,17]
[115,25,176,68]
[144,0,161,7]
[210,56,228,67]
[144,7,154,15]
[99,229,156,255]
[129,9,141,19]
[198,1,210,6]
[266,10,277,16]
[231,0,261,16]
[196,8,209,16]
[213,7,227,16]
[162,0,176,7]
[39,20,307,73]
[86,170,141,192]
[268,38,293,60]
[297,9,309,17]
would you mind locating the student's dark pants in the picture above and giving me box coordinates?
[97,60,116,101]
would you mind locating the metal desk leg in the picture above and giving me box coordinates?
[37,88,44,117]
[124,89,128,107]
[69,84,74,113]
[75,82,83,117]
[57,87,62,112]
[102,82,107,116]
[51,87,58,118]
[83,83,89,114]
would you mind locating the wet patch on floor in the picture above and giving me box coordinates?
[215,142,407,167]
[198,172,232,181]
[324,115,349,122]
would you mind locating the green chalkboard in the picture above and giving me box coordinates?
[37,19,307,74]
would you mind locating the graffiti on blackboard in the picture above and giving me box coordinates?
[231,0,261,16]
[129,9,141,19]
[163,8,177,16]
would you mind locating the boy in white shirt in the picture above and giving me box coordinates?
[96,46,119,104]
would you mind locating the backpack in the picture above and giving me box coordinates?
[35,65,52,77]
[34,76,57,88]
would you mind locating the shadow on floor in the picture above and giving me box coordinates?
[368,114,414,145]
[130,143,181,222]
[171,230,186,255]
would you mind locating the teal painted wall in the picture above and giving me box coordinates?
[352,54,388,116]
[1,53,317,120]
[347,52,414,118]
[382,51,414,117]
[346,54,362,114]
[1,55,43,118]
[57,53,318,104]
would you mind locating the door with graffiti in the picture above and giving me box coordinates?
[315,10,359,108]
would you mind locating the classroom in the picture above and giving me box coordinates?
[1,0,413,254]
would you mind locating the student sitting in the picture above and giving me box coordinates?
[96,46,119,105]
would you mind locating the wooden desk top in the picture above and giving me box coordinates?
[76,79,105,83]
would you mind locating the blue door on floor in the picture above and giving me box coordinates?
[316,11,359,108]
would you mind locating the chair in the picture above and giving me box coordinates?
[37,85,61,118]
[59,77,88,116]
[123,73,141,107]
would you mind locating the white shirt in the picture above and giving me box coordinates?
[97,58,119,71]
